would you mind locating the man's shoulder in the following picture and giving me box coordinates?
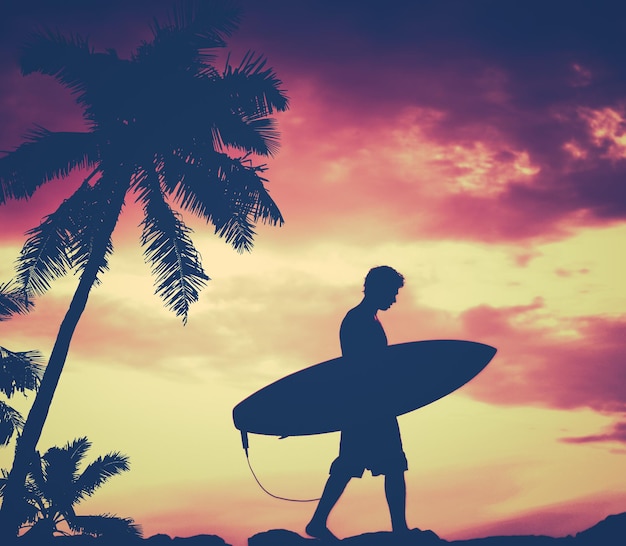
[341,304,370,326]
[340,304,379,341]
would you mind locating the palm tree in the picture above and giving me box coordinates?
[0,437,140,539]
[0,282,44,447]
[0,0,288,536]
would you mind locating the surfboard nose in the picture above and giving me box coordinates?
[478,342,497,362]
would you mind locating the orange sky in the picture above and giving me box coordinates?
[1,2,626,545]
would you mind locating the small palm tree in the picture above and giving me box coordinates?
[0,0,288,536]
[0,437,140,540]
[0,282,44,446]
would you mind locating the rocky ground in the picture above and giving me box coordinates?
[8,512,625,546]
[248,512,625,545]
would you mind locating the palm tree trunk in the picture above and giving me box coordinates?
[0,182,126,539]
[0,269,96,537]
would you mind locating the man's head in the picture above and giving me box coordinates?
[363,266,405,311]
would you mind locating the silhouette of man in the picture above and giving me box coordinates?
[306,266,409,541]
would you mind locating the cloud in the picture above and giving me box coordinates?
[0,262,357,387]
[259,96,623,247]
[12,260,625,419]
[561,421,626,445]
[233,1,626,243]
[3,0,626,251]
[461,302,626,414]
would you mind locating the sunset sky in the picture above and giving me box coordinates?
[1,1,626,544]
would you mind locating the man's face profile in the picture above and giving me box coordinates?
[363,265,404,311]
[369,285,400,311]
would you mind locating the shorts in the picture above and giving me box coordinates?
[329,416,408,478]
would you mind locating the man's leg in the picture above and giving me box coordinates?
[384,472,409,534]
[306,473,351,540]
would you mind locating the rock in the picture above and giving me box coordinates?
[449,535,566,545]
[342,529,442,546]
[248,528,442,546]
[21,534,141,546]
[12,511,626,546]
[143,535,231,546]
[171,535,231,546]
[575,512,626,545]
[248,529,316,546]
[145,535,173,545]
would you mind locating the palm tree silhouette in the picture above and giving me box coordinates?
[0,0,288,536]
[0,437,139,540]
[0,282,44,447]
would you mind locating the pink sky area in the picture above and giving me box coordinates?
[1,2,626,545]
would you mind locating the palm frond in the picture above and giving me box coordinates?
[136,170,209,324]
[0,281,34,319]
[137,0,241,69]
[220,159,283,223]
[66,514,141,539]
[73,452,129,504]
[211,108,283,157]
[0,468,6,496]
[169,0,240,41]
[21,517,57,538]
[240,117,283,157]
[39,438,90,511]
[212,160,284,251]
[161,150,283,251]
[222,51,289,117]
[65,177,121,285]
[214,213,256,252]
[0,129,99,205]
[63,437,92,469]
[124,2,245,148]
[0,467,41,528]
[184,52,289,157]
[0,468,9,497]
[168,149,283,221]
[15,175,120,296]
[41,448,77,498]
[42,438,89,483]
[20,30,129,126]
[18,440,132,535]
[162,152,256,249]
[1,455,46,521]
[249,169,284,225]
[25,451,46,505]
[0,401,25,446]
[162,150,233,218]
[16,214,73,296]
[15,181,91,296]
[0,345,44,397]
[21,29,93,78]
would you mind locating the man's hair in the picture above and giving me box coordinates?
[363,266,405,295]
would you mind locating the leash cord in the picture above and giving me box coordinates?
[245,450,321,503]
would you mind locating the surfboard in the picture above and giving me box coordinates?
[233,340,496,439]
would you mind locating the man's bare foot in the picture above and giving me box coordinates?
[305,521,340,541]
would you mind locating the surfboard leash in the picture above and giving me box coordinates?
[242,432,321,503]
[244,451,321,503]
